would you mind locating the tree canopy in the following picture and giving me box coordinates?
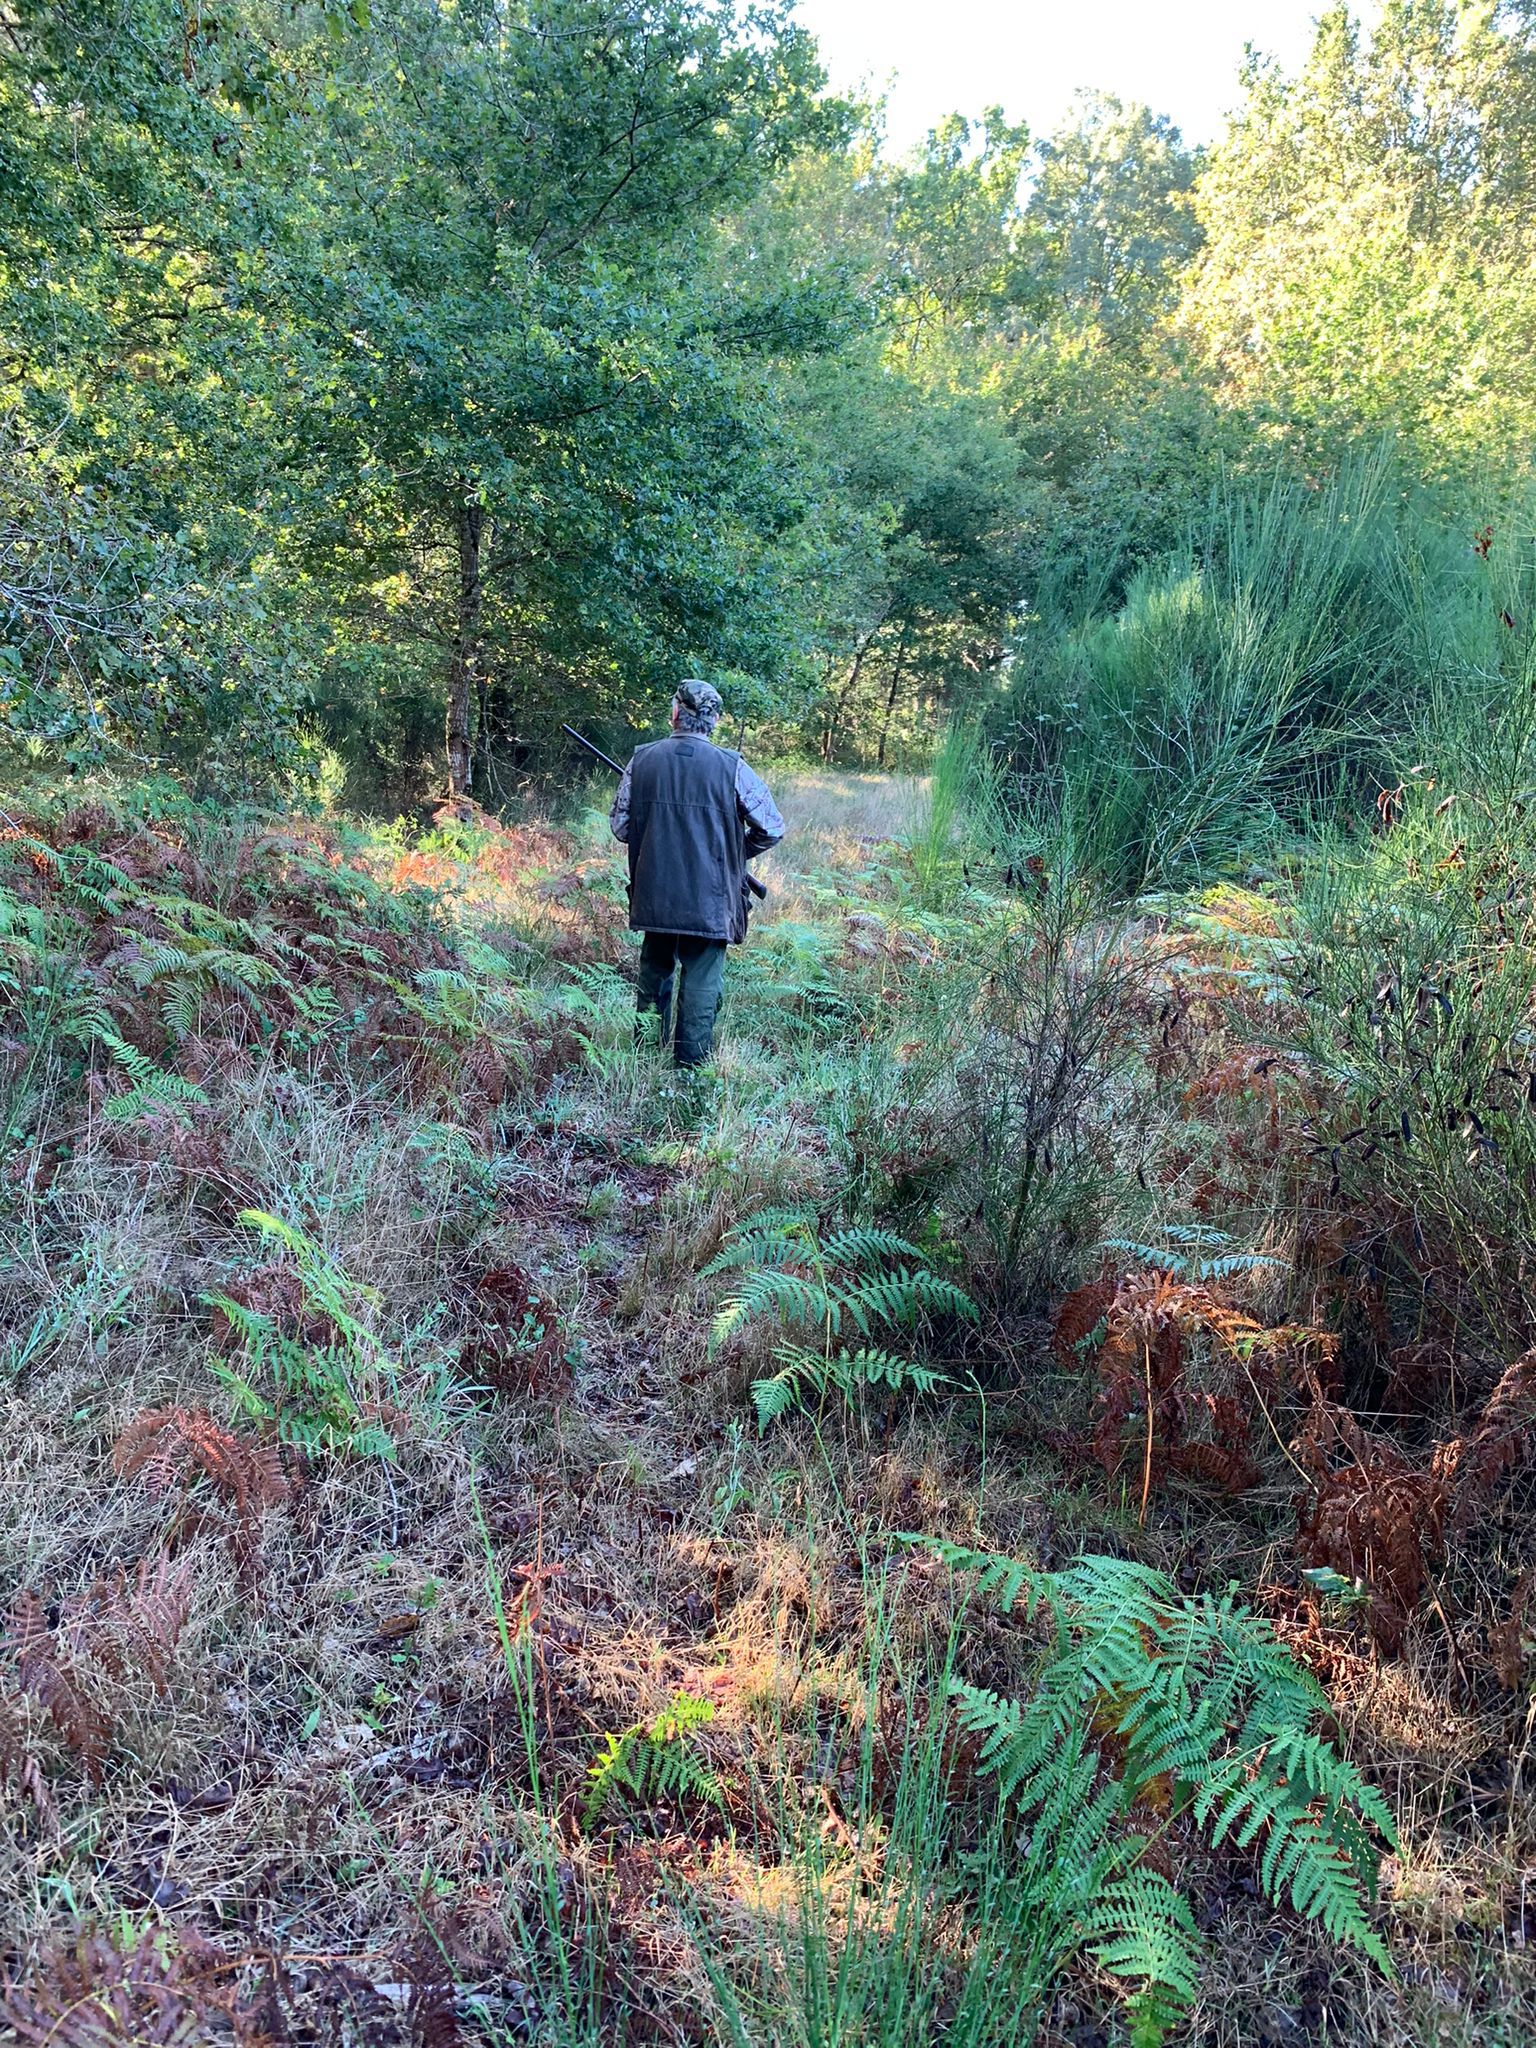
[5,0,1536,793]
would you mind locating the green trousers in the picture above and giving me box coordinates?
[637,931,727,1067]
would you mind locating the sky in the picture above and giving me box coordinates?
[791,0,1359,156]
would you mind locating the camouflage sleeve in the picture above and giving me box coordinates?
[609,759,633,843]
[735,757,785,856]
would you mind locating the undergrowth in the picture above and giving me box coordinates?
[0,770,1531,2046]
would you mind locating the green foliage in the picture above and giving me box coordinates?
[205,1210,396,1460]
[1100,1225,1285,1284]
[907,725,976,902]
[8,0,1536,795]
[1028,93,1203,341]
[931,858,1139,1284]
[750,1344,948,1430]
[547,963,639,1079]
[582,1691,723,1830]
[1279,761,1536,1342]
[0,0,843,795]
[1187,2,1536,472]
[702,1206,974,1429]
[912,1539,1399,2027]
[91,1023,212,1127]
[1003,451,1510,887]
[704,1206,973,1427]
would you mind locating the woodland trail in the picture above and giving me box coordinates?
[0,773,1530,2045]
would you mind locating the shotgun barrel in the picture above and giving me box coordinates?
[561,723,625,777]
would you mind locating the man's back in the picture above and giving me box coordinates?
[609,680,783,1067]
[618,735,766,943]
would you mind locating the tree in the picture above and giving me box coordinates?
[0,0,332,782]
[796,362,1025,764]
[1,0,848,795]
[886,108,1035,351]
[1026,93,1203,342]
[1184,2,1536,472]
[704,116,1034,766]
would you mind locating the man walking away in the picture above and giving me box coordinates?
[609,679,784,1068]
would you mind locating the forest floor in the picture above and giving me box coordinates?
[0,771,1532,2046]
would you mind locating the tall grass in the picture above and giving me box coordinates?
[906,725,975,903]
[1004,451,1534,889]
[699,1572,1108,2048]
[703,1604,1036,2048]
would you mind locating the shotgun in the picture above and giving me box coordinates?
[562,722,767,901]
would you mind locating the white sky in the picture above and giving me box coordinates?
[792,0,1368,155]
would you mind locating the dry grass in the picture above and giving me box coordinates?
[766,768,926,885]
[0,780,1533,2045]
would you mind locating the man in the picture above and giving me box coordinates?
[609,679,784,1068]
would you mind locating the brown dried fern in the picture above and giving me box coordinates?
[66,1554,199,1693]
[0,1693,56,1824]
[1490,1567,1536,1691]
[1052,1279,1117,1366]
[1295,1439,1446,1652]
[0,1555,199,1791]
[1446,1347,1536,1507]
[114,1405,291,1581]
[0,1927,250,2046]
[1084,1273,1312,1509]
[4,1591,112,1780]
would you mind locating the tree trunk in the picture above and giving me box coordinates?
[821,612,888,764]
[445,495,484,798]
[876,618,912,769]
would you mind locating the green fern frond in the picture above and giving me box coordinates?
[204,1214,390,1460]
[835,1345,946,1394]
[416,966,476,995]
[815,1226,925,1267]
[1088,1868,1202,2003]
[93,1023,159,1085]
[236,1208,310,1259]
[102,1076,211,1123]
[1,836,130,908]
[895,1535,1043,1617]
[707,1207,976,1429]
[205,1294,271,1351]
[647,1692,715,1743]
[950,1682,1059,1803]
[86,1022,210,1120]
[913,1538,1399,2022]
[582,1691,722,1829]
[1101,1227,1285,1282]
[750,1344,947,1431]
[709,1268,833,1354]
[582,1729,646,1822]
[840,1265,977,1330]
[751,1359,812,1429]
[700,1208,819,1278]
[161,982,200,1039]
[126,941,196,983]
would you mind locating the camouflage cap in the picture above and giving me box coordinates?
[671,675,720,716]
[674,677,724,721]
